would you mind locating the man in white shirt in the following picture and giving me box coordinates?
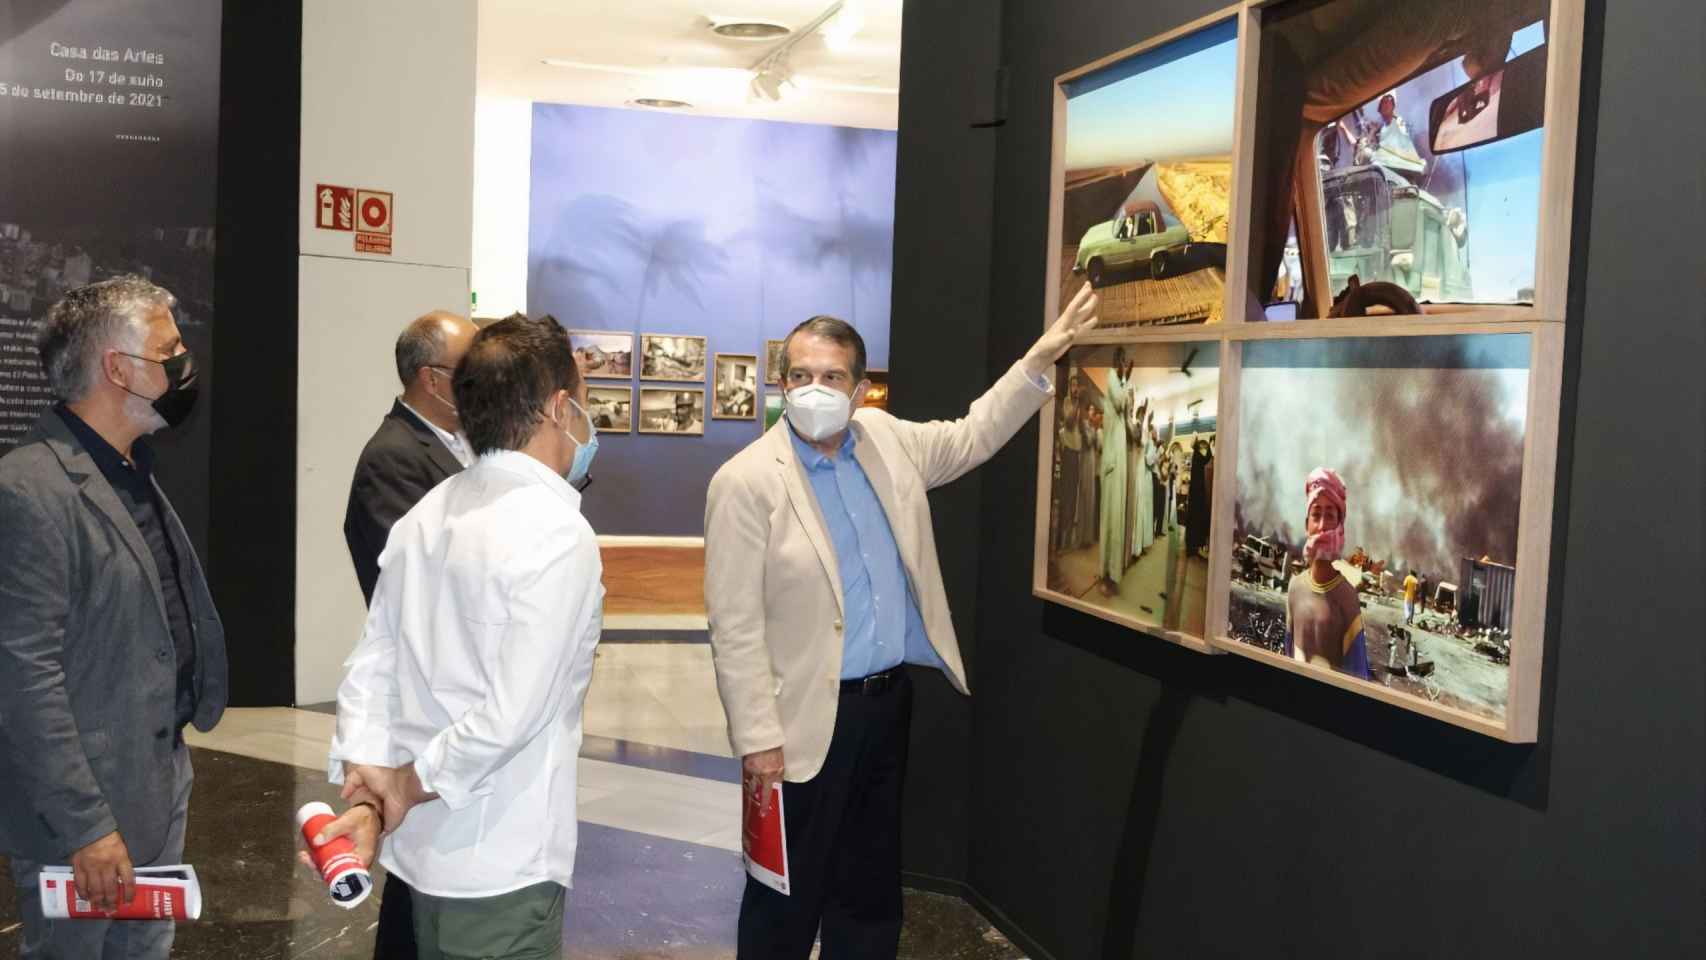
[324,314,605,960]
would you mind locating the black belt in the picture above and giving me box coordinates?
[840,667,903,696]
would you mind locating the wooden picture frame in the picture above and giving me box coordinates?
[569,329,636,380]
[712,353,760,420]
[862,368,890,410]
[1035,341,1222,651]
[1032,0,1585,742]
[765,339,786,385]
[637,387,705,436]
[639,333,708,383]
[585,385,634,433]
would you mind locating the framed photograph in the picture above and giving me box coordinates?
[1241,0,1582,323]
[1049,16,1240,330]
[637,387,705,436]
[712,354,760,420]
[1027,0,1583,741]
[1214,331,1563,741]
[1034,342,1219,646]
[570,329,634,379]
[763,391,784,430]
[861,368,890,410]
[639,334,708,382]
[765,339,786,385]
[585,385,633,433]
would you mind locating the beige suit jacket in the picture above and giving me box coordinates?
[704,362,1051,782]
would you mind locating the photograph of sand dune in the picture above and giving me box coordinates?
[1056,18,1238,328]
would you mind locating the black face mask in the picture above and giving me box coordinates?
[116,350,199,428]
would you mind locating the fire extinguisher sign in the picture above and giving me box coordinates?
[315,184,354,231]
[315,183,393,256]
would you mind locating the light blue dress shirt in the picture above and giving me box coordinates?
[789,428,946,680]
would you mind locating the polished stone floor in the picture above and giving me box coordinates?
[0,636,1025,959]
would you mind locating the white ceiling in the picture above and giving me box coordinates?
[477,0,904,130]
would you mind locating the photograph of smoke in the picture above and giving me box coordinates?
[1249,0,1551,317]
[1043,342,1218,639]
[1056,18,1237,328]
[1228,334,1529,721]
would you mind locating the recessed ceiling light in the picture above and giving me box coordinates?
[629,98,693,109]
[711,20,791,40]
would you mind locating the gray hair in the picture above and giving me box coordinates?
[37,275,175,402]
[394,310,463,386]
[779,315,867,384]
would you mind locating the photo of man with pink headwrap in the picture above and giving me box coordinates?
[1227,334,1532,722]
[1281,468,1370,679]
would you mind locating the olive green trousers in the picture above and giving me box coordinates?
[410,881,566,960]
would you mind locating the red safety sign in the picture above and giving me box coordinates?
[356,189,393,236]
[315,184,354,231]
[315,183,393,255]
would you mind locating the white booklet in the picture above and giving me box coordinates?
[38,864,203,920]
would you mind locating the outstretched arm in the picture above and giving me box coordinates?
[890,285,1099,489]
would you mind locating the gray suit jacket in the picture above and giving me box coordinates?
[0,410,228,863]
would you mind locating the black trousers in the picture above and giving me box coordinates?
[372,872,417,959]
[738,670,914,960]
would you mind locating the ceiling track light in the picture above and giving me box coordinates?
[747,1,863,100]
[749,54,795,101]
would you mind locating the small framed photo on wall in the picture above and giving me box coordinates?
[712,353,760,420]
[570,330,635,379]
[639,334,708,382]
[585,385,633,433]
[861,368,890,410]
[638,387,705,436]
[765,339,786,385]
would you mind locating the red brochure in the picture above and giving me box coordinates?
[742,781,790,895]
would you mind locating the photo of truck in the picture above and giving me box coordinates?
[1322,164,1473,305]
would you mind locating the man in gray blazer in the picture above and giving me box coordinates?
[0,276,228,959]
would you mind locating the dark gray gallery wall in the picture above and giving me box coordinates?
[208,0,301,706]
[891,1,1706,957]
[889,0,1005,889]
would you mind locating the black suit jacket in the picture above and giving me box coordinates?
[343,401,465,605]
[0,412,228,862]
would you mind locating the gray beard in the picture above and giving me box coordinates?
[122,390,167,435]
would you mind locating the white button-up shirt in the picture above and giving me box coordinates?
[327,450,603,898]
[400,399,474,468]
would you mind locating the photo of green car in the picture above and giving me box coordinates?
[1056,20,1238,327]
[1073,200,1191,287]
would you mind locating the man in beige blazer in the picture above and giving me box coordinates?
[705,285,1098,959]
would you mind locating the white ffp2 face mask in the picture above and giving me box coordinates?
[785,384,853,441]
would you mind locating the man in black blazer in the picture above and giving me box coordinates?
[341,308,476,958]
[344,310,479,604]
[0,277,228,959]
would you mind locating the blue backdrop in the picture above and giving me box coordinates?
[528,104,897,536]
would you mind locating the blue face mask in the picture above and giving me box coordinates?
[559,395,598,488]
